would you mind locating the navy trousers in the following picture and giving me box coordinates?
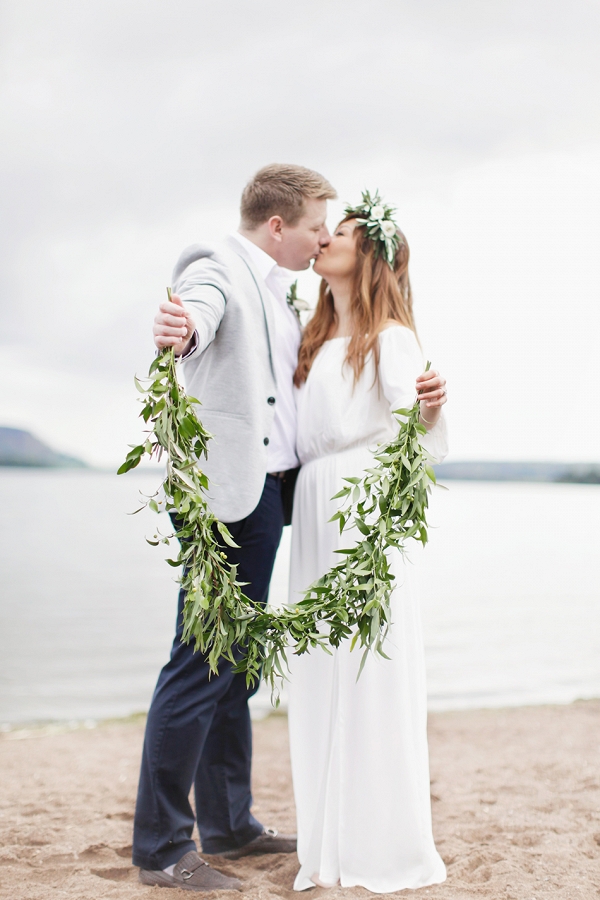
[132,476,285,870]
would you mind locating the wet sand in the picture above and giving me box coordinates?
[0,701,599,899]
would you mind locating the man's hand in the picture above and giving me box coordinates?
[415,367,447,428]
[153,294,195,355]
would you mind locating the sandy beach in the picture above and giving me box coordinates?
[0,702,599,900]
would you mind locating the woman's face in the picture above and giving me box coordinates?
[313,218,358,280]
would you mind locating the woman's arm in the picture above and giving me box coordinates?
[416,368,447,431]
[378,326,449,463]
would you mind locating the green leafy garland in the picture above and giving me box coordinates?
[119,323,437,693]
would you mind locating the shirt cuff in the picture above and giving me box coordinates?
[176,330,199,361]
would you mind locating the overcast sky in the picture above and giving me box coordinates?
[1,0,599,465]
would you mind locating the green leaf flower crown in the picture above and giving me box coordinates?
[344,189,401,267]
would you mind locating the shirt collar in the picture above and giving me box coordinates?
[230,232,277,282]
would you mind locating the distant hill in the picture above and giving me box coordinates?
[0,427,87,468]
[434,461,600,484]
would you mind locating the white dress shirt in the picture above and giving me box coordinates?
[230,232,300,472]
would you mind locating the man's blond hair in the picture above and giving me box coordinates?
[240,163,337,229]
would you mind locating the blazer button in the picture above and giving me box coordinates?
[267,396,276,405]
[263,437,270,446]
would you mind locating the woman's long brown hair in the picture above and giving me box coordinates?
[294,215,417,387]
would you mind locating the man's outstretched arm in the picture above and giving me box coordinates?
[153,286,226,358]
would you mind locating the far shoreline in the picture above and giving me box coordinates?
[3,695,599,740]
[2,459,599,484]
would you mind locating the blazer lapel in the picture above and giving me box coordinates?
[224,236,277,381]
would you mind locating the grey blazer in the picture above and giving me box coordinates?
[172,236,291,523]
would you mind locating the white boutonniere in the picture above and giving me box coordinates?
[286,281,311,325]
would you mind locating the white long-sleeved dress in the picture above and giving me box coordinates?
[287,326,448,894]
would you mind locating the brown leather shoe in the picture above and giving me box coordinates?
[139,850,242,891]
[213,827,297,860]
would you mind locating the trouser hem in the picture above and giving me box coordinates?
[201,823,263,855]
[133,838,197,872]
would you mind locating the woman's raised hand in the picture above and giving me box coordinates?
[153,293,195,355]
[415,368,447,428]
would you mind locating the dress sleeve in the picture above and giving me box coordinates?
[378,326,449,464]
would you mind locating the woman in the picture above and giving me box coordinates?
[287,193,448,893]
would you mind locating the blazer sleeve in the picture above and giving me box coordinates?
[172,256,227,358]
[379,326,449,464]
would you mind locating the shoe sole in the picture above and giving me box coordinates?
[139,870,178,888]
[139,870,241,891]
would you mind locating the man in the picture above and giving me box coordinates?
[133,164,337,891]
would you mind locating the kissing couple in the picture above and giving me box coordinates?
[133,164,449,893]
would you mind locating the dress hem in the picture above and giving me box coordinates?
[293,867,447,894]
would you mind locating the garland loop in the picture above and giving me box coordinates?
[120,337,437,695]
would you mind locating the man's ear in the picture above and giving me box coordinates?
[267,215,284,242]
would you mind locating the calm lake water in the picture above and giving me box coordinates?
[1,469,599,727]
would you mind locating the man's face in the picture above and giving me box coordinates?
[276,199,331,271]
